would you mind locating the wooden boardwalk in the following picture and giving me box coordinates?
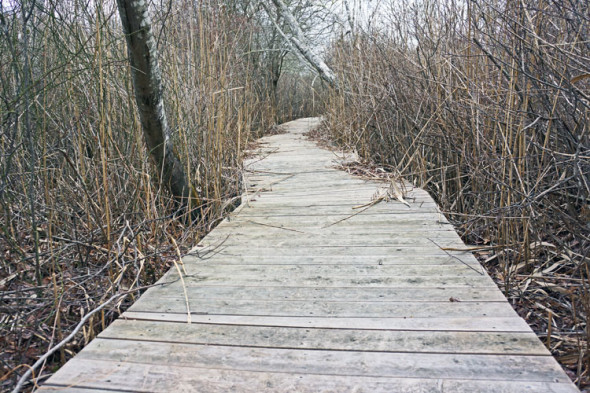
[42,118,578,392]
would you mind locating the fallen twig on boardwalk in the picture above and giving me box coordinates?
[247,220,309,234]
[428,238,485,275]
[169,236,191,324]
[323,201,380,228]
[189,235,230,260]
[243,174,296,206]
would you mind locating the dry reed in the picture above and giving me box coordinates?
[323,0,589,387]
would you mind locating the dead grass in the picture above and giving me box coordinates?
[0,1,283,391]
[321,2,589,379]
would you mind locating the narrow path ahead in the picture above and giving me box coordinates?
[43,118,578,392]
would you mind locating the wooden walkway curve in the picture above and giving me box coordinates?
[42,118,578,392]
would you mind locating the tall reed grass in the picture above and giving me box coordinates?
[0,1,300,389]
[323,0,588,386]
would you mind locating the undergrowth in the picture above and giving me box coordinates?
[0,1,318,391]
[322,0,589,388]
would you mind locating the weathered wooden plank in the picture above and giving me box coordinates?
[190,246,477,258]
[243,180,421,191]
[245,169,342,175]
[121,312,531,332]
[244,176,425,188]
[127,298,517,319]
[138,285,507,302]
[240,198,434,206]
[248,151,335,158]
[246,176,374,185]
[222,215,453,226]
[234,209,446,217]
[245,176,369,184]
[82,339,560,380]
[244,174,423,187]
[182,254,480,266]
[220,211,445,223]
[158,264,484,278]
[195,237,467,249]
[181,255,481,267]
[243,181,428,195]
[237,202,440,211]
[99,319,545,355]
[234,218,447,229]
[238,195,439,205]
[244,176,416,185]
[204,229,460,240]
[217,221,455,233]
[197,235,464,248]
[242,188,396,198]
[219,217,447,234]
[43,358,578,393]
[216,231,457,240]
[203,226,460,238]
[244,186,405,196]
[155,272,496,289]
[238,206,440,215]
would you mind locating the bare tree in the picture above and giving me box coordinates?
[263,0,338,88]
[116,0,196,208]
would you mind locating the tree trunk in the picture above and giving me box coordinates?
[116,0,195,207]
[264,0,338,88]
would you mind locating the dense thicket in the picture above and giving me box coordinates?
[2,0,588,389]
[0,1,320,390]
[324,0,588,386]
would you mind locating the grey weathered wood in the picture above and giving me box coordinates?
[181,255,481,266]
[42,117,578,392]
[127,298,515,318]
[182,254,481,266]
[155,264,484,278]
[42,359,578,393]
[121,312,531,331]
[136,285,507,302]
[197,236,466,248]
[191,244,478,256]
[76,340,560,380]
[155,272,496,288]
[201,227,462,239]
[222,215,453,226]
[98,319,546,355]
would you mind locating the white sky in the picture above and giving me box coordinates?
[1,0,18,12]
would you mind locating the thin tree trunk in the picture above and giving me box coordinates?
[264,0,338,88]
[116,0,194,207]
[343,0,355,33]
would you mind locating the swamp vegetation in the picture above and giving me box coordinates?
[0,0,588,390]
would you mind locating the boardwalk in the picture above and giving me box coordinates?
[42,118,578,392]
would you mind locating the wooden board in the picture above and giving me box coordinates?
[121,312,532,331]
[180,254,482,266]
[41,358,578,393]
[154,263,485,278]
[136,285,507,302]
[41,117,578,392]
[127,298,516,318]
[97,319,547,355]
